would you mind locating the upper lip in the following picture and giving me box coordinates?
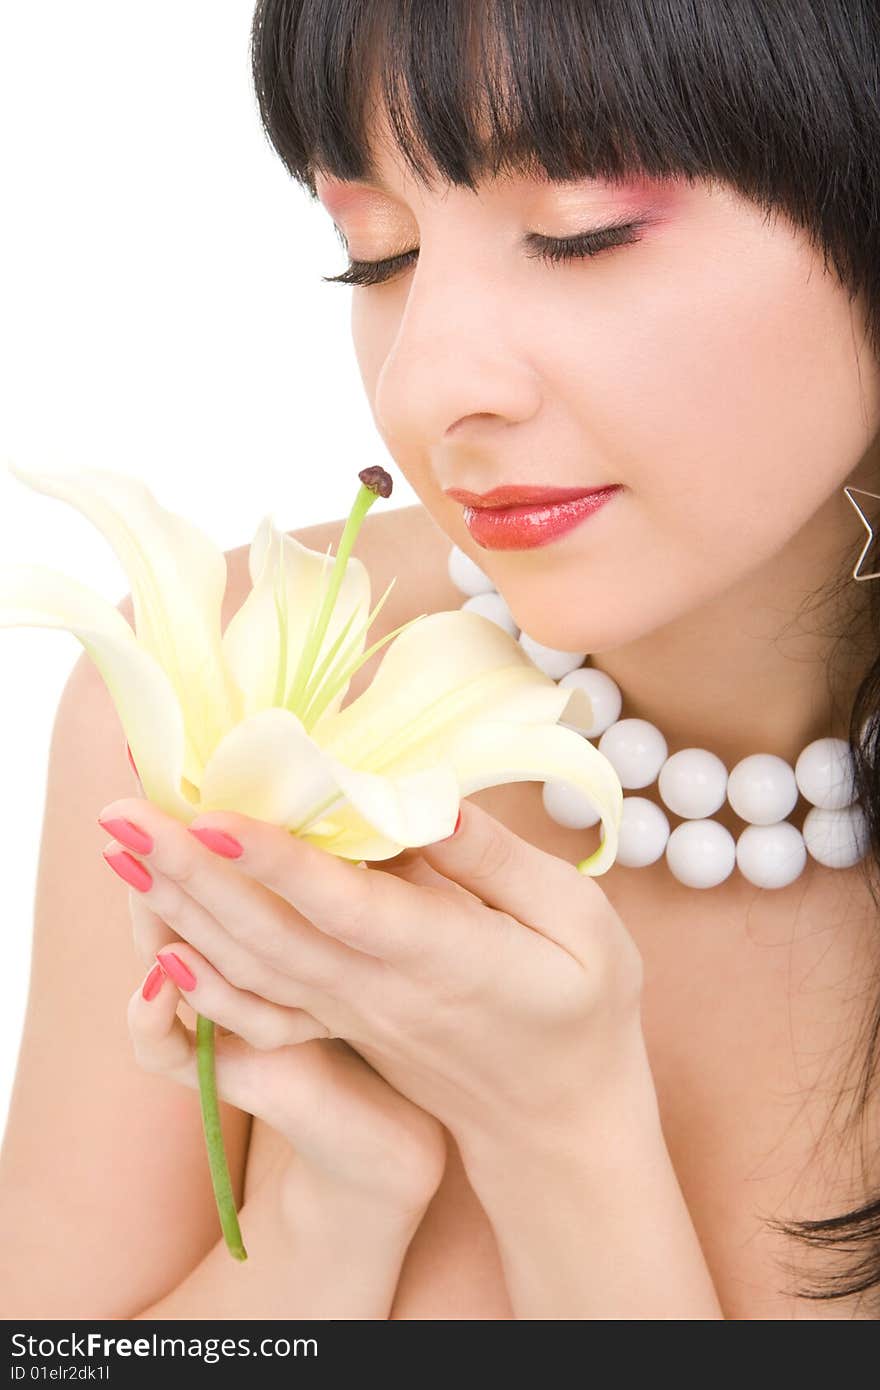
[443,484,617,510]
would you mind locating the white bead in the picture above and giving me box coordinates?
[597,718,668,789]
[794,737,856,810]
[460,591,520,638]
[802,803,870,868]
[612,796,670,868]
[448,544,495,597]
[726,753,798,825]
[658,747,728,819]
[665,819,736,888]
[542,778,601,829]
[556,666,622,736]
[735,822,807,889]
[517,630,589,679]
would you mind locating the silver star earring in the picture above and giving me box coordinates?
[844,486,880,582]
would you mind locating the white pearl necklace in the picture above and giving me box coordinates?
[448,543,872,890]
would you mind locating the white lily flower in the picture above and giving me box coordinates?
[0,457,624,1261]
[0,460,622,875]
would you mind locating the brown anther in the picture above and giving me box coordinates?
[358,466,393,498]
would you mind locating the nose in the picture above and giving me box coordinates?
[371,250,542,451]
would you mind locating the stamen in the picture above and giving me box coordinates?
[282,470,393,715]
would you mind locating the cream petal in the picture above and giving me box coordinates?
[278,759,461,863]
[197,703,459,855]
[557,684,595,729]
[314,830,407,862]
[198,706,345,823]
[222,515,371,720]
[446,718,623,876]
[320,759,459,851]
[315,608,566,771]
[6,462,240,781]
[0,562,193,818]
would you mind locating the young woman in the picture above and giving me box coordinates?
[3,0,880,1319]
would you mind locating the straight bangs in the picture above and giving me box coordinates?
[250,0,880,355]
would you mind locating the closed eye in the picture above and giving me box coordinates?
[321,216,650,287]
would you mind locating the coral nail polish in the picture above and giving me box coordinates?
[103,849,152,893]
[141,961,166,1001]
[187,826,243,858]
[156,951,196,990]
[97,816,153,854]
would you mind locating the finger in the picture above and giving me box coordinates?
[128,888,183,967]
[149,940,332,1051]
[98,806,376,994]
[104,834,336,1007]
[419,799,604,949]
[129,961,355,1149]
[378,846,483,902]
[127,959,196,1076]
[97,795,447,970]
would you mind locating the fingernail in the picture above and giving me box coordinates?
[141,961,166,1001]
[156,951,196,990]
[437,810,462,842]
[103,848,152,893]
[187,826,243,858]
[97,816,153,854]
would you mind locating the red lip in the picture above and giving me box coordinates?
[444,484,612,510]
[454,487,622,551]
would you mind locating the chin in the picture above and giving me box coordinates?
[511,606,648,658]
[510,609,593,655]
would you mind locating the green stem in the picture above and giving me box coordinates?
[283,486,374,714]
[195,1012,248,1261]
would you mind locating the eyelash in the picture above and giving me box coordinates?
[321,217,648,287]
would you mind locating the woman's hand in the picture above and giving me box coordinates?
[101,792,652,1172]
[125,892,447,1224]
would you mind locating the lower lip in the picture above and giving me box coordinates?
[462,486,622,550]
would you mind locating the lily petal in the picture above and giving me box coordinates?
[447,718,623,876]
[6,462,240,783]
[198,706,344,824]
[557,684,595,730]
[197,704,459,856]
[221,514,371,720]
[316,759,460,856]
[0,562,193,818]
[315,609,573,772]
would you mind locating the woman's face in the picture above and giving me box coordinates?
[314,126,880,655]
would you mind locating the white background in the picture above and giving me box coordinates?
[0,2,417,1134]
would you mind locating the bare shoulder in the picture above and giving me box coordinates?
[0,625,251,1317]
[224,501,463,700]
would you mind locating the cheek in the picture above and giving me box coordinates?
[351,293,383,403]
[500,217,880,653]
[351,291,413,450]
[555,217,879,568]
